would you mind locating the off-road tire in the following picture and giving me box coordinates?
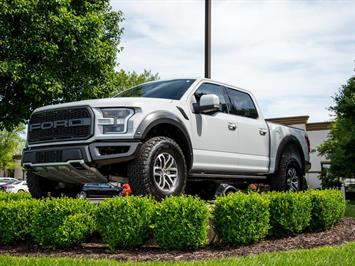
[26,172,58,198]
[270,151,303,192]
[127,136,187,200]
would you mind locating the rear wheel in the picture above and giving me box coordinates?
[270,151,303,192]
[127,136,187,200]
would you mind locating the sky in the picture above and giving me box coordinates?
[111,0,355,122]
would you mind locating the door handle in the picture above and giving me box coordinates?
[228,123,237,131]
[259,128,268,136]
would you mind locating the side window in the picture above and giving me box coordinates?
[226,88,258,119]
[194,83,228,113]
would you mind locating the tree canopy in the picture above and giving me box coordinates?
[0,124,25,173]
[110,69,159,96]
[318,76,355,185]
[0,0,124,130]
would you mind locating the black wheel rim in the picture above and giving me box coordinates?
[286,163,300,192]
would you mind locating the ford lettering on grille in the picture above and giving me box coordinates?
[29,118,91,131]
[28,107,93,143]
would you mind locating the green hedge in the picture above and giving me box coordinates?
[213,192,270,246]
[153,196,210,250]
[31,198,96,249]
[307,189,345,231]
[0,199,38,245]
[268,192,311,236]
[0,189,346,250]
[96,196,155,250]
[0,192,32,201]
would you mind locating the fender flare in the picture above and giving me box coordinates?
[274,135,305,174]
[134,111,193,169]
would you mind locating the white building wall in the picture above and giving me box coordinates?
[288,123,306,130]
[13,159,24,180]
[305,129,330,189]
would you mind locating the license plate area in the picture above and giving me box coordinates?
[35,150,63,163]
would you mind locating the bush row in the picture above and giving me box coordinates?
[0,189,345,250]
[0,198,96,248]
[0,191,32,201]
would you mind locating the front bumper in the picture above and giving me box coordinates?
[22,140,141,184]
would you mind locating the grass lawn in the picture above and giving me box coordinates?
[0,242,354,266]
[345,200,355,218]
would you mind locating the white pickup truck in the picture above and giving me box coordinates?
[22,78,311,199]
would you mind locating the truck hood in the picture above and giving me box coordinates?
[35,97,177,112]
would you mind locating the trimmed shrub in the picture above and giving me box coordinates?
[213,192,270,246]
[0,192,32,201]
[0,199,38,245]
[153,195,210,250]
[268,192,311,236]
[31,198,96,248]
[307,189,345,231]
[96,196,155,250]
[55,213,96,248]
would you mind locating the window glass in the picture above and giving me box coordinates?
[194,83,228,113]
[226,88,258,118]
[116,79,195,100]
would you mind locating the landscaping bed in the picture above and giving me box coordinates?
[0,242,354,265]
[0,218,354,261]
[0,190,351,262]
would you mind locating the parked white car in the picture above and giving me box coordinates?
[5,181,29,193]
[0,177,18,186]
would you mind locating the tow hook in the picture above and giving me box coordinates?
[122,183,132,196]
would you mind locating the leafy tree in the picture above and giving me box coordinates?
[0,124,25,174]
[318,76,355,187]
[0,0,123,130]
[110,69,159,96]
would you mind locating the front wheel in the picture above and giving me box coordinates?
[27,172,82,198]
[127,137,187,200]
[26,172,58,198]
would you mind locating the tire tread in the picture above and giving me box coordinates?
[127,136,187,199]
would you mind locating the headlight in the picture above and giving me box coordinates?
[98,108,134,134]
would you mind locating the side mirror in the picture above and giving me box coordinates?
[193,94,220,114]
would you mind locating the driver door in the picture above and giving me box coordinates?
[189,83,239,172]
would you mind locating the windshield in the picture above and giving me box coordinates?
[116,79,195,100]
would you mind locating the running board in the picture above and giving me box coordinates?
[188,172,267,182]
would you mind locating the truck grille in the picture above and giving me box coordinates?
[28,107,93,144]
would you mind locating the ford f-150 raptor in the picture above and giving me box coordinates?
[22,78,311,199]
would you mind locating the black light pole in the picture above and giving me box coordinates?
[205,0,211,79]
